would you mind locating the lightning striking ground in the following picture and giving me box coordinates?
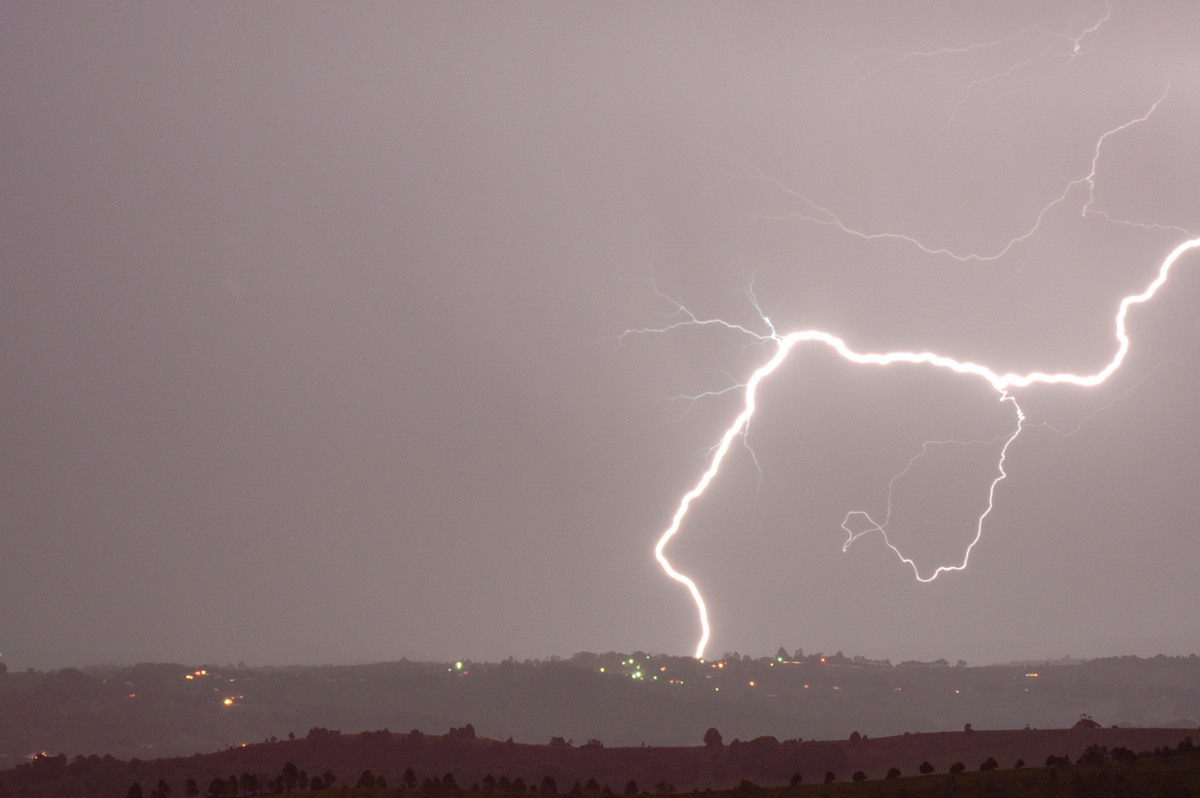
[636,233,1200,660]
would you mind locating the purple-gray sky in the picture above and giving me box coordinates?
[3,3,1199,670]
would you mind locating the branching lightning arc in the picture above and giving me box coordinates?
[628,82,1199,660]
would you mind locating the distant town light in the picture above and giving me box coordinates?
[223,697,235,706]
[455,661,463,670]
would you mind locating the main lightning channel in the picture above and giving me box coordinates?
[651,235,1200,659]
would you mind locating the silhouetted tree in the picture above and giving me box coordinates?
[949,762,965,774]
[356,771,376,789]
[788,773,802,787]
[979,757,999,772]
[822,772,835,784]
[886,767,900,779]
[919,761,934,775]
[622,781,637,796]
[483,775,497,792]
[282,763,299,793]
[127,783,144,798]
[703,728,723,748]
[403,769,418,789]
[1110,748,1137,765]
[510,777,526,793]
[851,772,866,782]
[540,777,557,794]
[1014,759,1026,769]
[207,778,227,798]
[584,778,600,794]
[443,773,460,792]
[186,780,198,798]
[1076,745,1105,766]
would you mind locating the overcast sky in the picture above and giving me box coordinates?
[3,2,1199,670]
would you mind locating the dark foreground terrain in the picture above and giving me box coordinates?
[2,726,1197,798]
[2,652,1198,760]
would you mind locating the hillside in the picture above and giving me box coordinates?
[2,726,1197,798]
[0,652,1197,762]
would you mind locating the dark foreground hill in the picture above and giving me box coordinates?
[1,653,1198,761]
[2,726,1197,798]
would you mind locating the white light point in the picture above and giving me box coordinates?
[637,235,1200,659]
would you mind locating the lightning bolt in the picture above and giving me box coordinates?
[625,0,1196,659]
[641,234,1198,658]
